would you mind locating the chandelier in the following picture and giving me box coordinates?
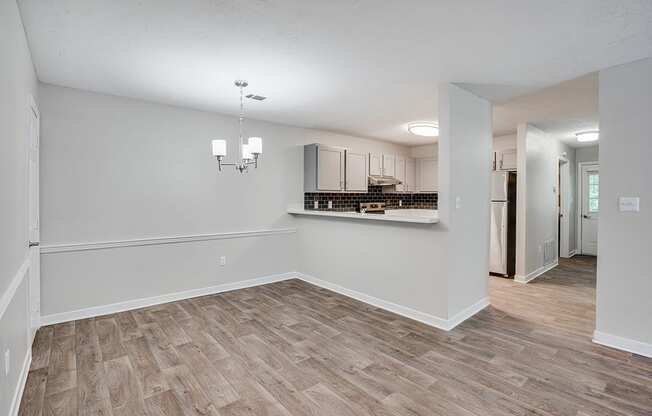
[211,80,262,173]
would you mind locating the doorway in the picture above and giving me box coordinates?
[27,94,40,341]
[578,162,599,256]
[557,157,571,258]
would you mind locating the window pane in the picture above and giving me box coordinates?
[589,184,599,198]
[589,198,599,212]
[589,173,599,185]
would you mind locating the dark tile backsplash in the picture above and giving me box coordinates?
[304,186,437,211]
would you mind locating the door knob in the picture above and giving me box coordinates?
[29,241,40,247]
[583,215,590,219]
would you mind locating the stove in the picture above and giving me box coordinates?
[358,202,385,214]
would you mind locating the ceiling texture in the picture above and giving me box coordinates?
[18,0,652,145]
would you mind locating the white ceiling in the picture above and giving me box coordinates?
[493,72,599,148]
[18,0,652,145]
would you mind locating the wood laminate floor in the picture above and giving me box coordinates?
[19,256,652,416]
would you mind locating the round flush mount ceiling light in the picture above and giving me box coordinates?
[408,121,439,137]
[576,130,599,142]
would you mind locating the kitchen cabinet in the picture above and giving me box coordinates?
[416,158,438,192]
[394,156,417,192]
[395,156,406,191]
[405,158,416,192]
[304,144,368,192]
[494,148,517,171]
[369,153,382,176]
[382,154,395,177]
[345,150,368,191]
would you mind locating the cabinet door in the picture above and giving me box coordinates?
[345,151,368,191]
[369,153,382,176]
[405,158,416,192]
[498,148,517,171]
[417,158,438,192]
[395,156,406,191]
[382,154,395,177]
[317,145,344,191]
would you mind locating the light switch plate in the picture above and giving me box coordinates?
[4,349,9,376]
[619,197,640,212]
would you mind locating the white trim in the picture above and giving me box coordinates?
[564,249,577,258]
[514,260,558,284]
[40,228,297,254]
[296,273,488,331]
[0,257,30,320]
[446,297,492,330]
[39,269,490,331]
[576,161,599,254]
[9,350,31,416]
[593,330,652,358]
[40,272,296,325]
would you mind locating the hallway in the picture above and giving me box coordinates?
[490,256,597,337]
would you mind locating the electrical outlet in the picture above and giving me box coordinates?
[399,200,402,207]
[4,349,10,376]
[328,200,333,209]
[313,201,319,209]
[220,256,226,266]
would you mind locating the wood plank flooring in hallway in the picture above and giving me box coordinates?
[19,256,652,415]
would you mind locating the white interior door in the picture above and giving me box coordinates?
[580,165,599,255]
[27,96,41,338]
[345,151,368,191]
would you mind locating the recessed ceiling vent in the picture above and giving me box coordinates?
[246,94,267,101]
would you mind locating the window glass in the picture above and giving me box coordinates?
[588,173,599,213]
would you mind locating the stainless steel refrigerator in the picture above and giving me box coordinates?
[490,171,517,277]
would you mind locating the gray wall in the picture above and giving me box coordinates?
[439,84,492,317]
[596,58,652,348]
[38,84,411,317]
[516,124,576,279]
[0,0,38,414]
[576,145,599,163]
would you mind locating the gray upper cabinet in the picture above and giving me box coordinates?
[405,158,416,192]
[345,150,368,192]
[495,148,517,171]
[416,158,438,192]
[369,153,382,176]
[382,154,395,177]
[304,144,368,192]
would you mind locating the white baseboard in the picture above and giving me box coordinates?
[40,272,296,325]
[10,350,31,416]
[446,297,491,330]
[593,330,652,358]
[296,273,488,331]
[40,270,489,333]
[514,260,558,284]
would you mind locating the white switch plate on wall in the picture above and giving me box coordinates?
[4,349,9,376]
[220,256,226,266]
[619,197,640,212]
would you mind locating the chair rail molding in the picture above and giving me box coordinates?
[40,228,297,254]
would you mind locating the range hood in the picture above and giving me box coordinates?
[368,175,402,186]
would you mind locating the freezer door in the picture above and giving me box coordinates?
[491,171,508,201]
[490,201,508,275]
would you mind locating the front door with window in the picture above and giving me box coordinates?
[580,165,599,255]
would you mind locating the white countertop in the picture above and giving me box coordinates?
[287,207,439,224]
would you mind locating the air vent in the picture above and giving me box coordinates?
[246,94,267,101]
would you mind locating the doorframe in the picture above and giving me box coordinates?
[27,93,40,341]
[576,161,599,255]
[557,156,571,258]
